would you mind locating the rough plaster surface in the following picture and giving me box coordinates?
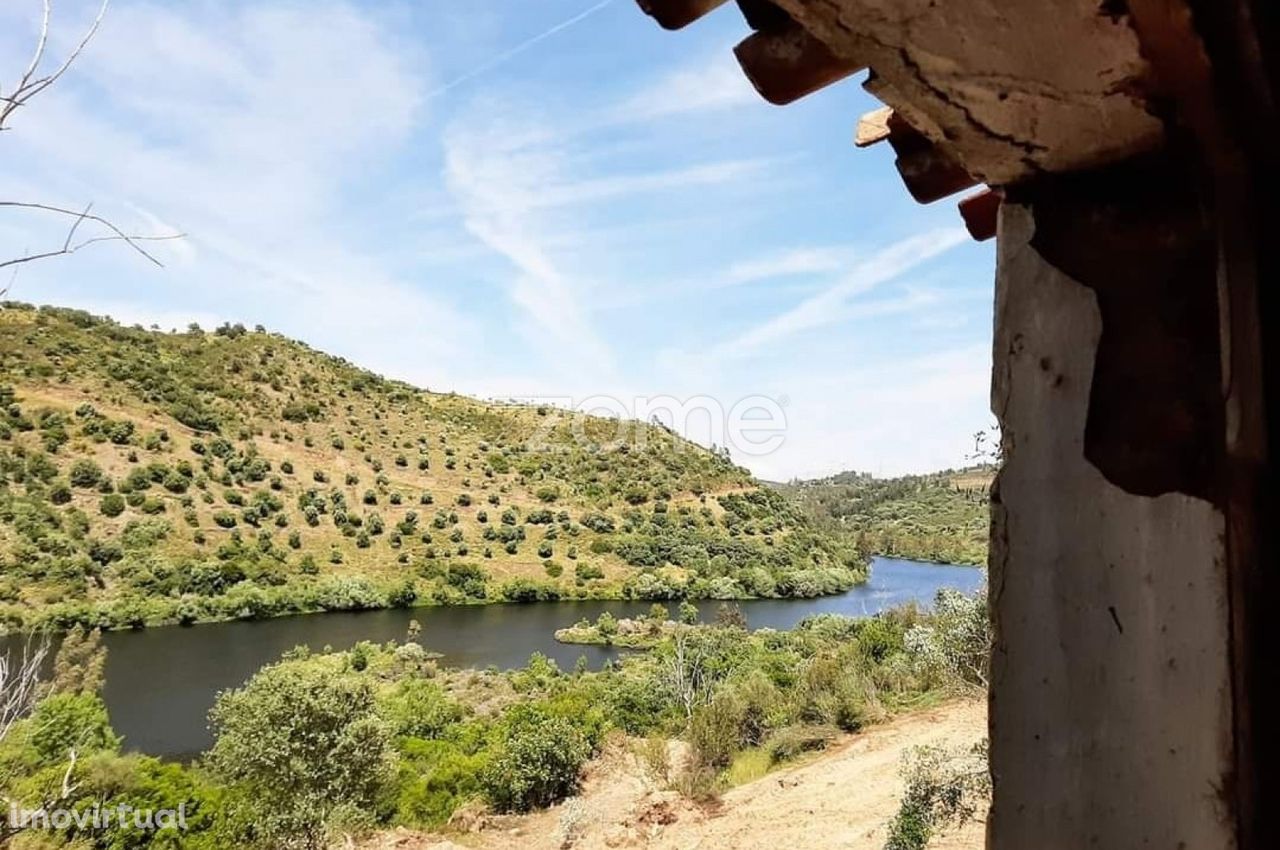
[987,203,1235,848]
[772,0,1164,184]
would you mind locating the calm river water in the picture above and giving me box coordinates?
[62,557,983,758]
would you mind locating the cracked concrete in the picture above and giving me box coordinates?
[771,0,1164,184]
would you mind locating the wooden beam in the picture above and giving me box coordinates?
[636,0,731,30]
[734,22,865,105]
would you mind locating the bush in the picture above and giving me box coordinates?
[208,660,395,849]
[69,458,104,488]
[27,693,121,764]
[380,679,463,739]
[99,493,126,517]
[480,705,590,813]
[765,724,838,764]
[688,691,743,772]
[884,742,990,850]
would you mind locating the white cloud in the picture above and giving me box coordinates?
[744,343,994,481]
[610,50,758,122]
[725,247,852,287]
[706,228,970,362]
[441,93,775,383]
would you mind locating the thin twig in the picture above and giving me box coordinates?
[0,201,185,270]
[0,0,109,131]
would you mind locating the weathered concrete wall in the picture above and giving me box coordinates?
[988,202,1235,848]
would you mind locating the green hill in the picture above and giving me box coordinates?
[0,303,863,632]
[774,467,993,566]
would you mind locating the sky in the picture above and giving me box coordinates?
[0,0,997,481]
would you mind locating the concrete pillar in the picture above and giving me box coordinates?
[987,201,1236,848]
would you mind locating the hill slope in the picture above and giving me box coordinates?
[0,303,862,631]
[775,468,993,566]
[362,700,986,850]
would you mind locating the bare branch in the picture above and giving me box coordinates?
[9,1,53,106]
[0,632,49,745]
[0,201,185,271]
[61,201,93,252]
[0,0,109,132]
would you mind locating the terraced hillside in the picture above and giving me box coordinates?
[777,468,992,566]
[0,304,862,631]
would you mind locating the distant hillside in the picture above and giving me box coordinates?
[0,303,863,631]
[774,467,993,566]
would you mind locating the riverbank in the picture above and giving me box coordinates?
[363,699,988,850]
[4,558,984,758]
[1,566,866,636]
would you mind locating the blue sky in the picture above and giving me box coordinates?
[0,0,996,480]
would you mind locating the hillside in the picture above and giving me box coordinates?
[363,700,987,850]
[0,303,862,631]
[776,468,993,566]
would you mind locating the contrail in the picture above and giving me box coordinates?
[427,0,617,99]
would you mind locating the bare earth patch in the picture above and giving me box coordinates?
[363,699,987,850]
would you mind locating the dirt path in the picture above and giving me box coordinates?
[367,699,987,850]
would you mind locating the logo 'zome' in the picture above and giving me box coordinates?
[522,395,787,458]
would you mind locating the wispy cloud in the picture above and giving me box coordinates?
[426,0,617,100]
[441,87,779,382]
[706,228,970,361]
[609,50,759,122]
[724,247,852,287]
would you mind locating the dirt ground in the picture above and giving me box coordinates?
[364,699,988,850]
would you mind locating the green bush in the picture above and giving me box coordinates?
[208,660,395,849]
[380,679,463,739]
[480,705,590,813]
[99,493,126,517]
[69,458,104,488]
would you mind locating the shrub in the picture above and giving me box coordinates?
[480,705,590,813]
[28,693,121,764]
[884,742,990,850]
[380,679,462,739]
[574,562,604,582]
[99,493,126,517]
[209,661,395,849]
[69,458,104,488]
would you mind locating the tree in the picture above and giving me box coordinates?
[714,602,748,630]
[208,660,395,849]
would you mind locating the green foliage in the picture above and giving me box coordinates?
[28,693,121,764]
[208,659,396,849]
[69,458,104,488]
[99,493,126,517]
[778,468,992,566]
[479,705,591,813]
[380,679,464,739]
[884,741,990,850]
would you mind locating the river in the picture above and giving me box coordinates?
[62,557,984,758]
